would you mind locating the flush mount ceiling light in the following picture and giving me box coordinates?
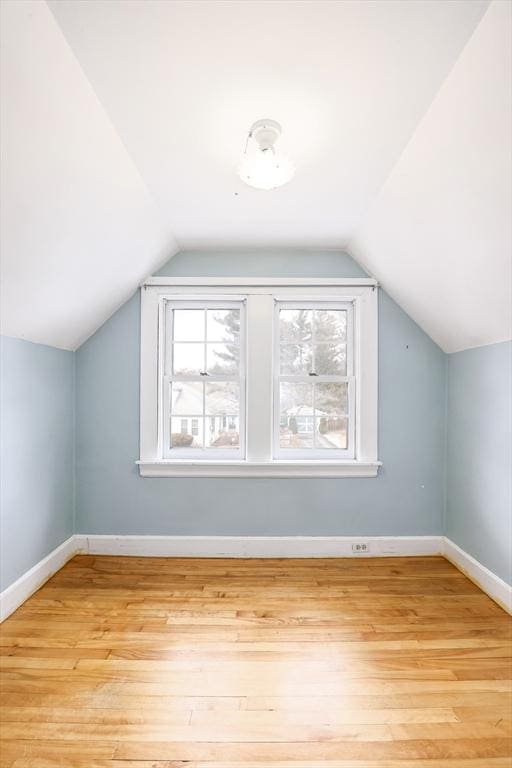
[238,119,294,190]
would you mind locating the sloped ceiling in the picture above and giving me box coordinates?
[350,0,511,353]
[1,0,510,352]
[0,1,177,350]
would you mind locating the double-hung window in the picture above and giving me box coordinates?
[162,300,245,459]
[274,301,354,459]
[140,279,379,477]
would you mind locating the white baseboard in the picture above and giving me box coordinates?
[443,537,512,614]
[2,534,510,621]
[76,534,442,558]
[0,536,78,622]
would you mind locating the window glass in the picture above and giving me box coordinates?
[171,417,202,449]
[279,382,313,449]
[207,309,240,342]
[207,343,239,375]
[173,309,205,342]
[166,303,243,456]
[173,344,204,376]
[276,304,352,457]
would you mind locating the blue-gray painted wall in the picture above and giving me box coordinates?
[155,249,368,279]
[75,251,446,537]
[0,336,74,590]
[446,341,512,584]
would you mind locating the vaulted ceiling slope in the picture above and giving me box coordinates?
[1,0,509,353]
[350,0,511,353]
[0,1,177,350]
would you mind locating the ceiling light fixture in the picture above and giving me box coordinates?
[238,119,294,190]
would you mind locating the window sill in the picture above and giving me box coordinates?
[136,460,382,478]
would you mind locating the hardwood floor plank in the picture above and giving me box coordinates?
[8,760,512,768]
[1,693,244,711]
[190,707,461,725]
[0,706,192,725]
[0,657,76,670]
[112,737,512,760]
[1,554,511,766]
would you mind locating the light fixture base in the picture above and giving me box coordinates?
[249,119,282,152]
[238,118,294,190]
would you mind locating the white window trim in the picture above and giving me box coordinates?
[139,278,380,478]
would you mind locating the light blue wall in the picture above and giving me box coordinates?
[155,249,368,278]
[0,336,74,590]
[75,251,446,537]
[446,341,512,585]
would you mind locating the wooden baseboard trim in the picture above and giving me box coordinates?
[76,534,443,559]
[443,537,512,614]
[0,536,78,622]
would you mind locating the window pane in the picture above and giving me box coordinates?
[315,382,349,416]
[206,382,240,448]
[206,417,240,448]
[314,383,349,449]
[171,382,203,415]
[172,309,204,342]
[280,344,312,375]
[207,309,240,342]
[205,381,239,415]
[314,342,347,375]
[207,343,239,375]
[279,382,314,449]
[315,416,348,449]
[279,309,312,344]
[314,309,347,342]
[170,417,203,448]
[163,300,245,458]
[173,343,204,375]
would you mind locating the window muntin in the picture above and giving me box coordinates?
[162,300,246,458]
[274,301,355,459]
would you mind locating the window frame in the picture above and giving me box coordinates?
[139,278,380,478]
[273,299,355,460]
[161,298,246,460]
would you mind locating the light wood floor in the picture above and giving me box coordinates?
[0,555,511,768]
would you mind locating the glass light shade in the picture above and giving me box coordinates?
[238,147,294,190]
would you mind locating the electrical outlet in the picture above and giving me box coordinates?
[351,542,370,553]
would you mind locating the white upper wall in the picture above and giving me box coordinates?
[1,0,509,352]
[350,0,511,353]
[0,1,176,350]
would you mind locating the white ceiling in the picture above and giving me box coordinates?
[1,0,510,352]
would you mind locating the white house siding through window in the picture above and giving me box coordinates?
[171,380,240,449]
